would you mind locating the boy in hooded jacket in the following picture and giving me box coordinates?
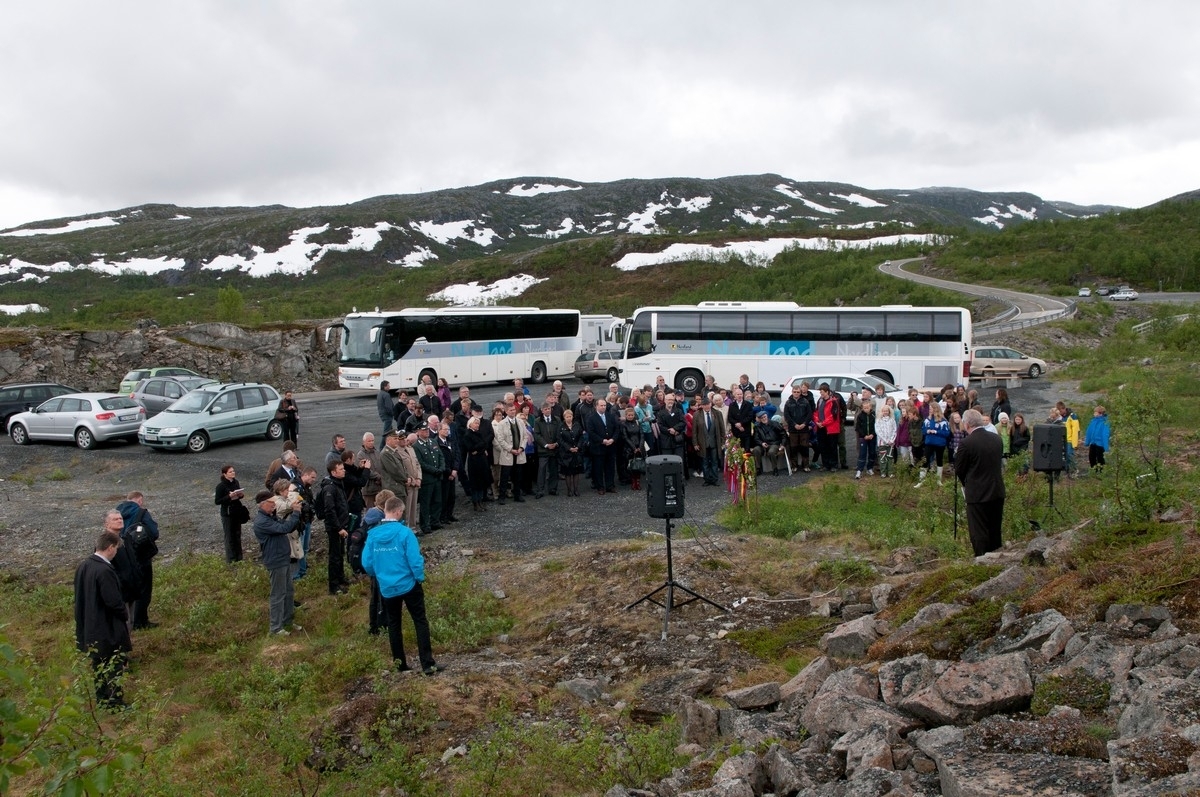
[362,496,442,676]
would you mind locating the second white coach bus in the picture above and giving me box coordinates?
[618,301,972,394]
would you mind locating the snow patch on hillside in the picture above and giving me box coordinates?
[1,217,120,236]
[532,218,576,239]
[613,234,939,271]
[1,254,185,278]
[620,194,712,234]
[974,204,1039,228]
[427,274,547,305]
[0,303,47,315]
[503,183,582,197]
[773,184,843,214]
[734,209,775,225]
[394,246,437,268]
[411,219,499,247]
[832,192,887,208]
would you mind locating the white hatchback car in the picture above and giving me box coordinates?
[8,393,145,449]
[1109,289,1139,301]
[782,374,907,418]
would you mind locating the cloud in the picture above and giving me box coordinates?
[1,1,1198,228]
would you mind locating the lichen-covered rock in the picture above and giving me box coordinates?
[821,615,889,659]
[781,655,836,709]
[711,751,768,793]
[1106,604,1173,630]
[832,724,895,778]
[1118,677,1200,738]
[965,608,1074,663]
[722,681,780,711]
[678,695,719,745]
[896,651,1034,726]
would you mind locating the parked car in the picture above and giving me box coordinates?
[970,346,1046,378]
[1109,289,1139,301]
[782,373,907,418]
[129,375,219,417]
[0,382,80,429]
[7,393,145,449]
[1077,287,1091,297]
[573,350,621,384]
[139,382,283,453]
[118,366,204,394]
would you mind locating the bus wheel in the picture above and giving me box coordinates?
[676,369,703,395]
[866,369,895,386]
[529,361,547,384]
[418,368,437,387]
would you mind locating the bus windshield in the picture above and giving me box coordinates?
[338,316,387,366]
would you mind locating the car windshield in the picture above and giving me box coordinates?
[99,397,139,410]
[123,370,149,382]
[167,390,218,413]
[176,377,218,390]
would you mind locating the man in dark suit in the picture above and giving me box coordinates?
[585,398,618,494]
[74,522,133,709]
[726,387,755,452]
[955,409,1006,556]
[691,396,727,485]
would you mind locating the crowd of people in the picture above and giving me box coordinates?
[75,370,1113,707]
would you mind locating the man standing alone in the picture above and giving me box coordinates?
[955,409,1006,556]
[74,525,132,709]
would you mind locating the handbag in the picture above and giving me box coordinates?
[231,499,250,524]
[628,456,646,474]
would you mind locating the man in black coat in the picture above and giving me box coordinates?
[656,393,687,457]
[321,460,352,594]
[726,387,756,452]
[955,409,1006,556]
[74,525,133,709]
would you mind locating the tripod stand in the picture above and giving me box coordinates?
[1030,469,1067,531]
[625,516,730,640]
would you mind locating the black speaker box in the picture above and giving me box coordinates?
[646,455,686,519]
[1032,424,1066,472]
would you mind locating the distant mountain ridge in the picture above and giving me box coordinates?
[0,174,1125,286]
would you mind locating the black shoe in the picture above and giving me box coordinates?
[548,491,557,496]
[369,626,381,636]
[513,497,525,503]
[430,524,443,531]
[292,601,303,609]
[422,664,444,676]
[133,621,159,630]
[446,516,458,522]
[497,498,506,505]
[396,662,413,673]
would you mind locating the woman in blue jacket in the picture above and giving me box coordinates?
[1083,405,1110,473]
[920,403,952,484]
[362,496,442,676]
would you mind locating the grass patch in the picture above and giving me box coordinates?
[878,563,1004,626]
[1031,673,1111,717]
[874,599,1005,661]
[727,615,838,661]
[47,468,72,481]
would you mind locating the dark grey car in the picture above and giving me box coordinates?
[129,375,219,417]
[0,382,80,428]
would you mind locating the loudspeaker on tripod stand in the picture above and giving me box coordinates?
[646,455,685,519]
[1032,424,1066,473]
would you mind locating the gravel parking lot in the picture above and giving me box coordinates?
[0,375,1096,578]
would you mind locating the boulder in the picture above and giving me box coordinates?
[1118,677,1200,738]
[1108,731,1199,795]
[888,602,966,646]
[1049,635,1134,693]
[762,742,843,795]
[879,653,949,708]
[841,603,875,622]
[556,677,604,703]
[871,582,894,612]
[800,691,923,740]
[821,615,889,659]
[632,668,717,723]
[967,565,1035,603]
[722,681,780,711]
[965,608,1074,663]
[895,651,1033,726]
[711,751,767,794]
[780,655,836,709]
[676,782,755,797]
[717,709,798,747]
[832,724,895,778]
[678,695,719,745]
[1107,604,1173,630]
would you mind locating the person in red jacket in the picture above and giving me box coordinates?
[814,383,842,473]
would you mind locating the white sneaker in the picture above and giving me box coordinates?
[854,470,862,479]
[866,469,874,476]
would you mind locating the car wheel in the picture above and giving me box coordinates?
[266,419,284,441]
[1027,364,1042,379]
[530,361,547,384]
[605,367,619,383]
[74,427,96,450]
[186,431,209,453]
[9,423,29,445]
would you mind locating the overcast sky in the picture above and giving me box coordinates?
[2,2,1197,230]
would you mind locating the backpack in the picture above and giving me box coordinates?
[125,509,158,560]
[313,477,332,518]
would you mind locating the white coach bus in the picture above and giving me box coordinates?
[330,306,583,390]
[617,301,972,394]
